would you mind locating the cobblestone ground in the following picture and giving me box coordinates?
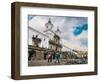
[28,58,87,66]
[28,59,67,66]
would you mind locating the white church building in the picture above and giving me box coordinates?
[28,18,62,51]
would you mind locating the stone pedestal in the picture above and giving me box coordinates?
[35,50,44,60]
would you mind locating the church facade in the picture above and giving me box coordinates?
[28,18,62,51]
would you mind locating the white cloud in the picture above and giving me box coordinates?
[29,16,48,32]
[61,38,87,51]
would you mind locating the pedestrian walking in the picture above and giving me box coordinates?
[55,51,60,63]
[47,52,52,63]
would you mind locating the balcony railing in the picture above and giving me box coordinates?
[49,40,62,48]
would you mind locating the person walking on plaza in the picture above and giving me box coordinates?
[47,52,52,63]
[55,51,60,63]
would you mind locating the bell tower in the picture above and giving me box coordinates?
[55,26,61,36]
[45,18,53,30]
[44,18,54,39]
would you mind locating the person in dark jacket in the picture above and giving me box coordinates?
[55,51,60,63]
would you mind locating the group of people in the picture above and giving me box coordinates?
[47,51,61,64]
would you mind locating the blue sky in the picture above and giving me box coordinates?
[28,15,34,21]
[28,15,88,50]
[73,24,88,36]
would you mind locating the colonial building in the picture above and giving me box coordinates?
[28,18,62,61]
[44,18,62,51]
[29,18,62,51]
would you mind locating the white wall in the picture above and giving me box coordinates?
[28,27,49,48]
[0,0,100,82]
